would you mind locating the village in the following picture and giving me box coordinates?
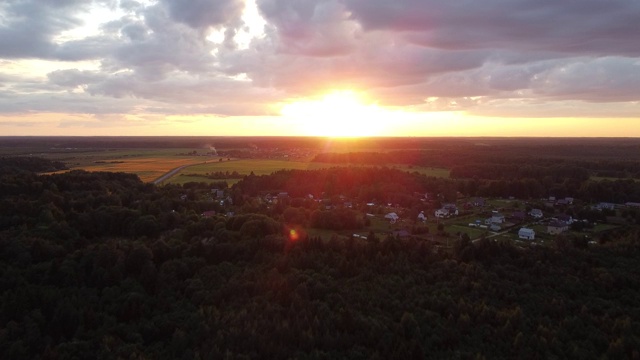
[192,184,637,249]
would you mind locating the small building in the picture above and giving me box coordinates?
[436,204,458,218]
[529,209,544,219]
[490,213,506,224]
[385,212,399,223]
[417,211,427,222]
[473,198,486,207]
[548,221,569,235]
[596,202,616,211]
[518,228,536,240]
[556,214,573,224]
[435,208,449,218]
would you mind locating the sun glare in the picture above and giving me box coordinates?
[280,90,390,137]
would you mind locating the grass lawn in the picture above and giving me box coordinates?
[448,224,488,240]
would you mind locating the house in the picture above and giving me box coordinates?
[278,192,289,199]
[626,202,640,208]
[417,211,427,222]
[518,228,536,240]
[548,221,569,235]
[490,213,506,224]
[555,214,573,224]
[435,208,449,218]
[385,212,399,223]
[435,204,458,218]
[472,198,486,207]
[596,202,616,211]
[443,203,458,212]
[529,209,544,219]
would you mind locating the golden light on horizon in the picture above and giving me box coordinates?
[280,90,391,137]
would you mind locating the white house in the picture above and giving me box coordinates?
[436,204,458,218]
[596,202,616,211]
[518,228,536,240]
[385,212,399,223]
[529,209,544,219]
[435,208,449,218]
[417,211,427,222]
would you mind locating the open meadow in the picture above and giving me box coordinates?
[165,159,450,185]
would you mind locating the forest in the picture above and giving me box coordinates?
[1,157,640,359]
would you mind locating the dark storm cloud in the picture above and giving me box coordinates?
[344,0,640,56]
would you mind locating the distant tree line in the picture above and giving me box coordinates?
[312,150,640,180]
[0,156,67,174]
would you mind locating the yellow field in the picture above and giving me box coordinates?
[41,148,216,182]
[81,157,209,182]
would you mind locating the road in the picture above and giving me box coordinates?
[153,162,206,184]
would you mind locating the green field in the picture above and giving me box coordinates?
[12,145,451,184]
[165,159,450,185]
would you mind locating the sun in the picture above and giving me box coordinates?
[280,90,389,137]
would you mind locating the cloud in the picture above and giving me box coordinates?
[257,0,360,56]
[160,0,244,29]
[0,0,96,59]
[1,0,640,131]
[344,0,640,56]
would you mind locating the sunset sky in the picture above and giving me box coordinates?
[1,0,639,137]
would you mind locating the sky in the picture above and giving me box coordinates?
[1,0,640,137]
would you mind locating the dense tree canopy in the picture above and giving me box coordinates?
[1,158,640,358]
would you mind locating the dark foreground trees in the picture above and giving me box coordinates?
[1,165,640,359]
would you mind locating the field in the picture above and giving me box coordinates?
[18,144,452,185]
[39,148,214,182]
[166,159,450,185]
